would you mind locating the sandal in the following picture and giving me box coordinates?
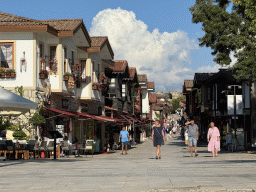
[159,156,161,159]
[156,156,158,159]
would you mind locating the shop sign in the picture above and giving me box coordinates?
[236,95,243,115]
[227,95,234,115]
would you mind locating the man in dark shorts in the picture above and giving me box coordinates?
[185,119,199,157]
[119,126,130,155]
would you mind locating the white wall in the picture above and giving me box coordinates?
[0,32,34,88]
[142,88,150,114]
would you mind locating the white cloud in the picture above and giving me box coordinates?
[196,52,237,73]
[90,8,198,92]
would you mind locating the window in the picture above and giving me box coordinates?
[0,43,14,69]
[81,60,86,80]
[92,61,95,82]
[50,46,56,61]
[71,51,74,64]
[64,47,67,73]
[97,63,100,79]
[122,84,126,101]
[208,87,211,100]
[39,43,44,70]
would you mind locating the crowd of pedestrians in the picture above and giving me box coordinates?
[148,116,222,159]
[118,113,222,159]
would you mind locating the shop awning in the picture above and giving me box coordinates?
[119,114,132,124]
[124,115,138,123]
[76,112,122,123]
[43,107,77,117]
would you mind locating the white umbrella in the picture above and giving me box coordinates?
[0,87,38,113]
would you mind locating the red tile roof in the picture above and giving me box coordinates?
[40,19,82,31]
[147,82,154,89]
[88,36,114,59]
[0,12,42,26]
[149,93,157,103]
[90,36,108,47]
[138,75,147,82]
[0,12,91,44]
[129,67,136,79]
[110,60,128,72]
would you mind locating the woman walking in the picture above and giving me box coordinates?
[152,120,165,159]
[207,122,220,157]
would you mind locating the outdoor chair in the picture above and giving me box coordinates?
[85,140,94,157]
[39,141,47,158]
[60,140,70,156]
[5,140,14,159]
[26,140,36,159]
[46,141,55,158]
[0,140,6,157]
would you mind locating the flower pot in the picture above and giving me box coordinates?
[0,73,5,78]
[11,72,16,78]
[39,73,46,79]
[5,72,11,77]
[64,75,69,81]
[92,84,98,90]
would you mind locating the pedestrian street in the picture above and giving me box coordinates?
[1,135,256,192]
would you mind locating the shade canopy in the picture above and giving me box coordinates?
[0,87,38,113]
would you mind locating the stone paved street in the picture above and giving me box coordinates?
[1,135,256,192]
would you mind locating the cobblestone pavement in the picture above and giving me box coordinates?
[1,135,256,192]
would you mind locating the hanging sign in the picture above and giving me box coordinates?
[227,95,234,115]
[236,95,243,115]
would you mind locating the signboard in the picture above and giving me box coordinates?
[227,95,234,115]
[236,95,243,115]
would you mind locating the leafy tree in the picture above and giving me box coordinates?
[190,0,256,80]
[171,96,185,113]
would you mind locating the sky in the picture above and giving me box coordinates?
[1,0,236,92]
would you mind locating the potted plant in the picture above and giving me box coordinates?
[5,68,13,77]
[0,68,5,78]
[7,69,16,77]
[39,69,49,79]
[92,82,99,90]
[63,72,72,81]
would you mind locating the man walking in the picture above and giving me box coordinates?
[185,119,199,157]
[119,126,130,155]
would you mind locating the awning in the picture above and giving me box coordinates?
[76,112,121,123]
[119,114,132,124]
[43,107,77,117]
[0,87,38,113]
[124,115,138,122]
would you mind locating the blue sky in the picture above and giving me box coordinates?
[1,0,226,92]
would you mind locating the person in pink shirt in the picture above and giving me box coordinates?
[207,122,220,157]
